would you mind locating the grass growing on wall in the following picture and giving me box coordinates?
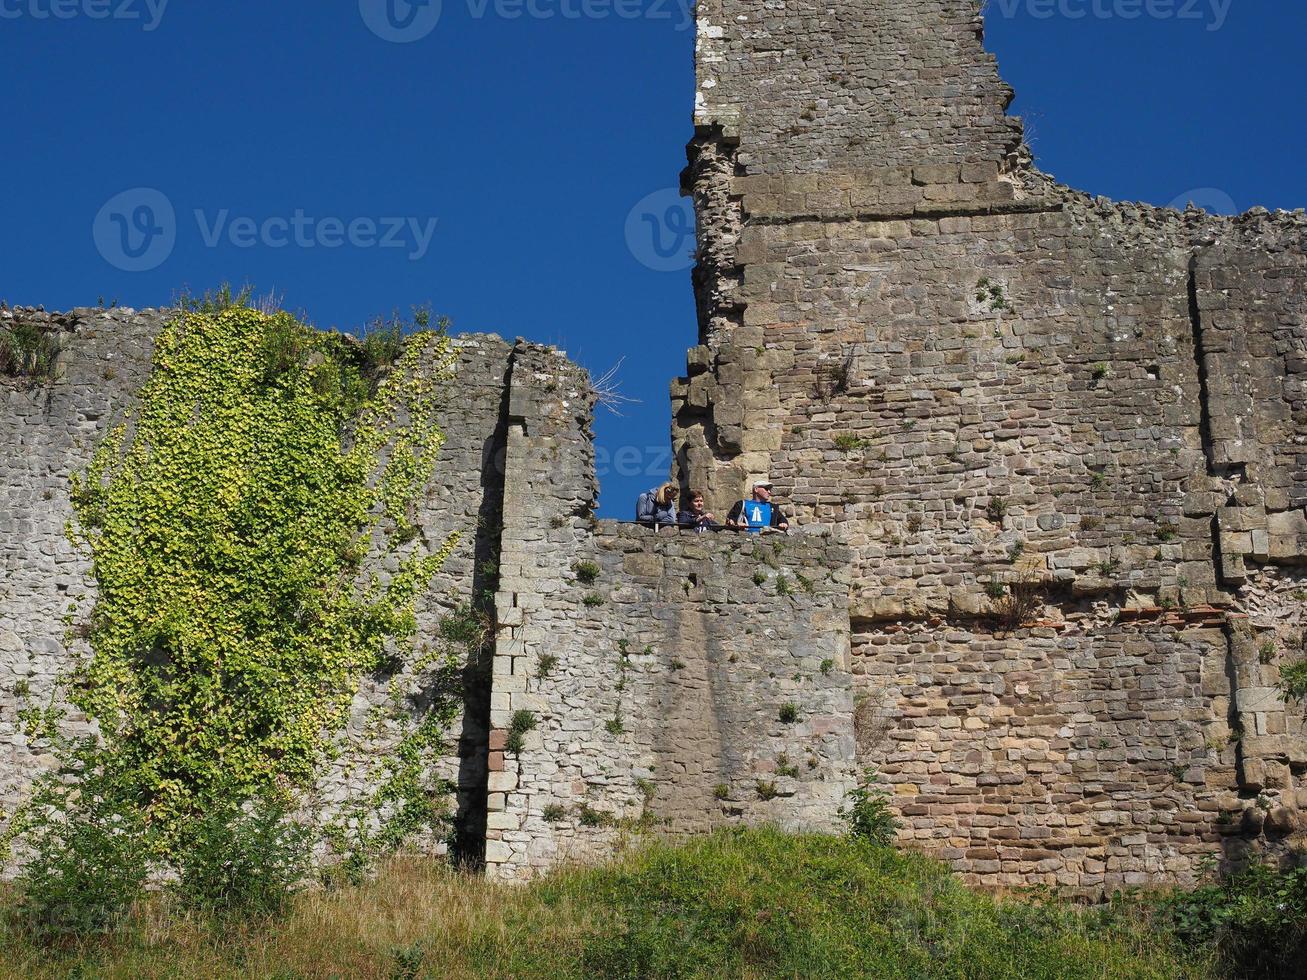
[33,299,457,850]
[0,828,1219,979]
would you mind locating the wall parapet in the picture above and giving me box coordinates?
[485,521,857,879]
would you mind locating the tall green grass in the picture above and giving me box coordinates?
[0,828,1214,979]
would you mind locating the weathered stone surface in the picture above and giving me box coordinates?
[4,0,1306,894]
[672,0,1307,891]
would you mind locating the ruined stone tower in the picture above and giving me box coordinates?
[672,0,1307,888]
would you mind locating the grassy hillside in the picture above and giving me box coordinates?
[0,828,1215,979]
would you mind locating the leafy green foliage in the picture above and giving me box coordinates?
[1148,863,1307,979]
[840,769,900,847]
[176,792,312,921]
[573,561,600,585]
[1281,657,1307,701]
[15,750,152,939]
[506,710,539,755]
[542,804,566,823]
[0,322,60,380]
[0,829,1220,977]
[61,303,456,846]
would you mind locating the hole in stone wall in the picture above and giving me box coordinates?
[1147,365,1161,380]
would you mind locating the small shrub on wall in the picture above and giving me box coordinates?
[0,322,59,381]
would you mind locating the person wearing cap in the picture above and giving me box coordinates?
[726,479,790,533]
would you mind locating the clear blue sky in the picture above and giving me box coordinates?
[2,2,1303,515]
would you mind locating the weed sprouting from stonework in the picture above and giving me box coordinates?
[0,322,60,381]
[753,570,768,587]
[582,592,605,608]
[1281,657,1307,701]
[975,278,1014,314]
[507,710,539,755]
[578,804,608,827]
[1096,557,1122,576]
[537,653,559,678]
[713,783,729,800]
[574,560,600,585]
[995,579,1043,630]
[755,781,778,801]
[820,658,834,676]
[839,769,899,848]
[542,803,565,823]
[778,703,799,724]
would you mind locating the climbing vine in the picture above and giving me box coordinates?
[61,301,457,847]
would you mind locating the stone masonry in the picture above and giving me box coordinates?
[476,341,857,878]
[674,0,1307,890]
[4,0,1307,894]
[0,307,521,860]
[1,310,859,883]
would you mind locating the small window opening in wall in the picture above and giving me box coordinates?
[687,573,699,588]
[1146,365,1161,380]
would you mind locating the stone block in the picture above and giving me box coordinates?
[487,771,518,793]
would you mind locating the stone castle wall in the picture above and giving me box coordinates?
[1,310,860,882]
[674,0,1307,889]
[0,306,521,858]
[3,0,1305,893]
[479,343,856,878]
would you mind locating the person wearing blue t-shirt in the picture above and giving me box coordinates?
[726,479,790,533]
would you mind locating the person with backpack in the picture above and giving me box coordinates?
[635,483,679,528]
[726,478,790,533]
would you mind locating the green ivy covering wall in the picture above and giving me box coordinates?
[62,303,459,846]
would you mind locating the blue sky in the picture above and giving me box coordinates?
[2,1,1303,515]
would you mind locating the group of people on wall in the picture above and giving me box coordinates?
[635,478,790,534]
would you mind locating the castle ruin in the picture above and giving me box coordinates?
[2,0,1305,893]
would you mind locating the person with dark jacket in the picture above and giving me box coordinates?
[677,490,717,532]
[726,478,790,533]
[635,483,678,528]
